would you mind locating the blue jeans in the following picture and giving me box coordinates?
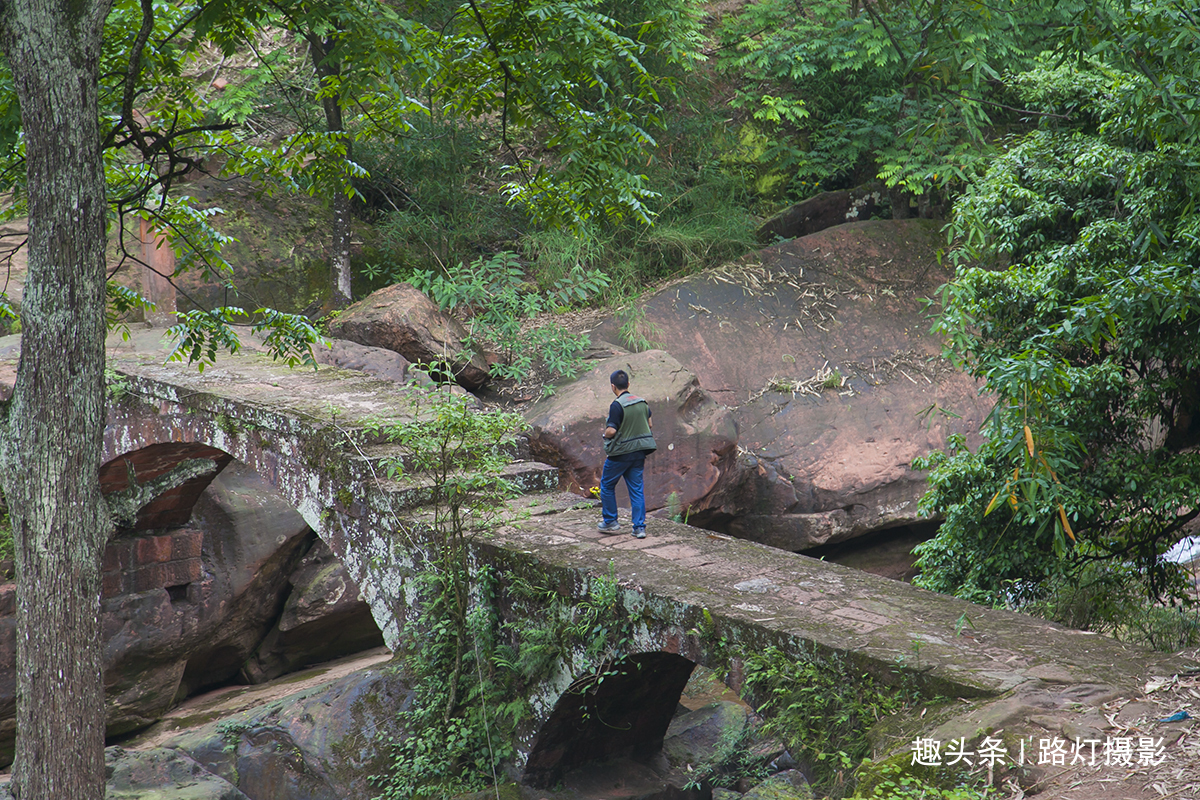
[601,457,646,528]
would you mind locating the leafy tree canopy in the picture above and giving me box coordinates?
[0,0,702,363]
[914,0,1200,609]
[716,0,1089,202]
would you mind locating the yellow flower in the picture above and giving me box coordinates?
[589,486,601,497]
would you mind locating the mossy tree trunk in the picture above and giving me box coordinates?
[0,0,114,796]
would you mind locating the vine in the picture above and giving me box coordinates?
[743,646,917,798]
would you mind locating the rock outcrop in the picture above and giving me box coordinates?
[590,219,991,549]
[0,463,384,765]
[328,282,490,389]
[105,747,251,800]
[523,350,740,519]
[740,770,814,800]
[756,187,884,244]
[311,337,420,385]
[160,659,411,800]
[101,462,317,735]
[241,539,384,683]
[662,701,751,767]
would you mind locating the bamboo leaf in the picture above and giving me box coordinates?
[1058,505,1076,542]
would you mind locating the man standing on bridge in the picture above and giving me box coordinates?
[598,369,657,538]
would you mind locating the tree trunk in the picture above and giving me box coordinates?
[308,33,354,309]
[0,0,114,797]
[331,183,354,307]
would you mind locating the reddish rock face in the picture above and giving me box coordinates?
[328,283,490,389]
[98,442,233,531]
[588,219,992,549]
[524,350,739,520]
[311,337,419,385]
[241,539,384,684]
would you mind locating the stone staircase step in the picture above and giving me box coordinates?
[364,461,561,512]
[347,438,531,481]
[395,489,595,533]
[505,490,598,519]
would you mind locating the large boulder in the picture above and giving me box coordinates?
[757,186,884,244]
[105,747,250,800]
[311,337,419,384]
[741,770,814,800]
[241,539,385,683]
[523,351,739,520]
[328,283,490,389]
[663,701,751,768]
[168,659,412,800]
[591,219,991,549]
[101,462,316,737]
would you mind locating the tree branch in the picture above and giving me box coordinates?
[104,0,156,153]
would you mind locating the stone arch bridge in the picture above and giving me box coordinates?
[91,344,1188,785]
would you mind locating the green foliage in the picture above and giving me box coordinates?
[1,0,705,377]
[521,106,760,294]
[363,98,758,306]
[354,119,520,289]
[916,9,1200,606]
[615,302,659,353]
[0,0,329,367]
[377,565,639,799]
[165,307,325,371]
[715,0,1089,203]
[381,390,523,528]
[745,646,910,797]
[104,368,131,403]
[371,395,638,800]
[1024,562,1200,652]
[410,252,606,382]
[371,392,634,798]
[216,719,255,751]
[372,391,525,798]
[855,761,998,800]
[682,724,770,792]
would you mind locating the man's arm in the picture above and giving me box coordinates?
[604,398,623,439]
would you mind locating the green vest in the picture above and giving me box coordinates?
[606,393,657,457]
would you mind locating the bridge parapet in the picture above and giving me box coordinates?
[471,509,1193,784]
[102,350,567,646]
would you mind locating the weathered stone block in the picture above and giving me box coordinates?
[130,559,201,593]
[104,539,132,571]
[136,534,174,565]
[171,529,204,560]
[102,571,127,599]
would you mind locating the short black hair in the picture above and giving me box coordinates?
[610,369,629,390]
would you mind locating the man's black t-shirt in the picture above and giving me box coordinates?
[606,393,653,462]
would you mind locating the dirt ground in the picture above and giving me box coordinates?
[1005,666,1200,800]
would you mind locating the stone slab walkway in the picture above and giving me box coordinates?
[492,510,1190,700]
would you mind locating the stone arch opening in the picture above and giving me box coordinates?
[523,651,697,788]
[99,441,235,531]
[93,446,386,744]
